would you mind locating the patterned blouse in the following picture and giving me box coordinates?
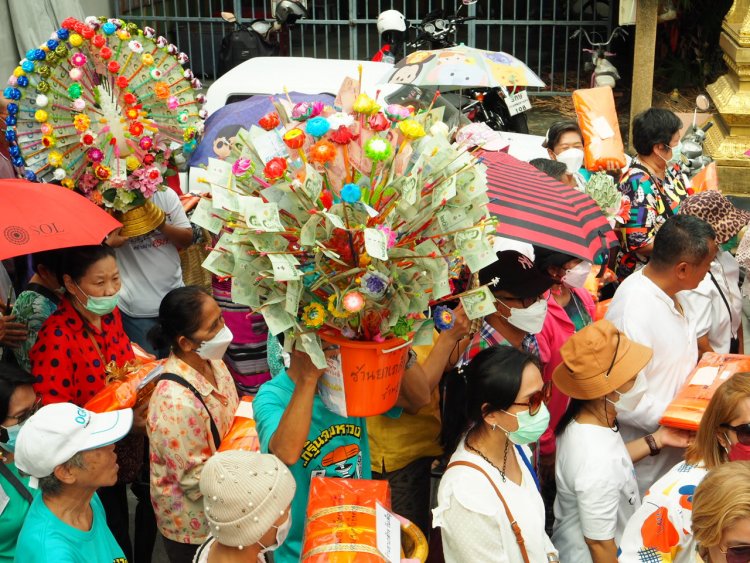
[11,284,60,372]
[147,354,239,545]
[615,160,692,280]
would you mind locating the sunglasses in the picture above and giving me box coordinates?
[511,381,552,416]
[721,544,750,563]
[721,423,750,446]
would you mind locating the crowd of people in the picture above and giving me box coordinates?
[0,103,749,563]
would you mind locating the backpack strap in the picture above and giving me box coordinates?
[160,373,221,449]
[0,462,33,504]
[446,460,531,563]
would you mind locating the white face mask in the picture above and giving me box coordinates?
[607,372,648,412]
[498,298,548,334]
[562,261,592,289]
[259,514,291,554]
[195,325,234,360]
[555,148,585,174]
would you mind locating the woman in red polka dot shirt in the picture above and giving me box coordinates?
[29,244,137,561]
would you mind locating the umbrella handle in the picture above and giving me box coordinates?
[595,229,617,278]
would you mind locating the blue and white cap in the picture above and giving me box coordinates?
[14,403,133,480]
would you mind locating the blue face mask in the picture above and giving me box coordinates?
[0,422,22,452]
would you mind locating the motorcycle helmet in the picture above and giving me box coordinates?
[377,9,407,46]
[275,0,307,26]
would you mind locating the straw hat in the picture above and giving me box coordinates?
[552,320,652,399]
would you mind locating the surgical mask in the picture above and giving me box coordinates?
[0,422,22,452]
[660,142,682,165]
[259,515,291,554]
[499,298,548,334]
[502,403,550,445]
[195,325,234,360]
[728,440,750,462]
[562,261,592,289]
[556,148,585,174]
[75,282,119,316]
[608,372,648,412]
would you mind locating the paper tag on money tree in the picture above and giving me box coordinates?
[364,228,389,261]
[460,286,498,320]
[268,254,301,281]
[191,198,224,234]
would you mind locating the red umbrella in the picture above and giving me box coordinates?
[0,179,122,260]
[483,151,618,262]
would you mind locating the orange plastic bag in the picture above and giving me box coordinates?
[691,162,719,193]
[572,87,626,172]
[660,352,750,430]
[84,360,165,413]
[301,477,391,563]
[217,396,260,452]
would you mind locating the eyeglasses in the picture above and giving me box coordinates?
[721,423,750,446]
[5,394,42,425]
[496,291,550,310]
[511,381,552,416]
[721,544,750,563]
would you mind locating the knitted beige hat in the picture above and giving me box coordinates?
[200,451,296,548]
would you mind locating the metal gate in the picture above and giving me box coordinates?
[114,0,614,94]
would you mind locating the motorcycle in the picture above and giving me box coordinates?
[374,1,530,134]
[681,94,714,177]
[570,27,627,89]
[218,0,307,76]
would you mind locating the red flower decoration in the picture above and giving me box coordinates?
[116,76,129,89]
[283,128,305,150]
[368,112,390,132]
[320,189,333,209]
[143,154,155,165]
[81,133,95,145]
[123,93,137,106]
[307,139,337,164]
[329,125,356,145]
[61,17,77,29]
[263,157,288,181]
[99,47,112,60]
[129,122,144,136]
[92,35,106,48]
[107,61,120,73]
[81,27,95,40]
[259,112,280,131]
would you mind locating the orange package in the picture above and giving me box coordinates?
[217,396,260,452]
[301,477,391,563]
[660,352,750,430]
[572,87,626,172]
[691,162,719,193]
[84,360,165,413]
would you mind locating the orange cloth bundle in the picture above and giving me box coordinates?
[217,396,260,452]
[660,352,750,430]
[572,87,626,172]
[84,360,165,413]
[301,477,391,563]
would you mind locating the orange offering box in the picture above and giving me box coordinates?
[302,477,392,563]
[217,396,260,452]
[84,360,165,413]
[660,352,750,430]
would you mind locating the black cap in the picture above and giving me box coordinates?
[533,246,578,272]
[478,250,555,299]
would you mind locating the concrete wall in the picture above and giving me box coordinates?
[80,0,112,18]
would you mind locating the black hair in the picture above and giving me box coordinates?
[651,215,717,268]
[632,108,683,156]
[56,245,116,284]
[555,398,586,437]
[148,286,212,351]
[0,364,35,422]
[31,249,63,276]
[441,346,538,455]
[543,121,583,151]
[529,158,568,183]
[533,246,577,273]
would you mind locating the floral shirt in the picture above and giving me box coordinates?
[616,160,692,280]
[147,354,239,544]
[11,284,60,372]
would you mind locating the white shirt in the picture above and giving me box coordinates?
[605,269,698,497]
[552,421,639,562]
[433,438,557,563]
[680,250,742,354]
[116,189,191,317]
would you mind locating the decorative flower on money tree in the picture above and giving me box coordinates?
[4,16,205,234]
[196,94,497,369]
[585,172,630,228]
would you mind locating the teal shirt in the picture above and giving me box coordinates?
[14,493,127,563]
[0,462,36,563]
[253,369,372,563]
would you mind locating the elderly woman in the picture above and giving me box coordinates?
[619,372,750,562]
[616,108,692,280]
[692,461,750,563]
[12,403,132,562]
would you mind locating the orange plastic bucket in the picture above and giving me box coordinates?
[318,331,410,417]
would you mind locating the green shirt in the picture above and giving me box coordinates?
[0,461,36,563]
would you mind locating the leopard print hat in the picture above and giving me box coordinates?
[678,190,750,244]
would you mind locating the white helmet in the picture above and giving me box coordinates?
[377,9,407,35]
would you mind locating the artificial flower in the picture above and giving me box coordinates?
[301,302,326,328]
[328,111,354,129]
[139,136,153,150]
[377,225,396,248]
[320,189,333,209]
[398,119,426,140]
[153,82,170,99]
[364,137,392,161]
[128,40,143,53]
[69,68,83,82]
[40,123,53,135]
[94,163,112,180]
[70,53,87,67]
[41,135,55,148]
[116,76,130,89]
[263,157,288,181]
[433,305,456,331]
[283,128,305,150]
[87,147,104,163]
[259,112,281,131]
[305,116,330,138]
[308,140,337,164]
[329,125,355,145]
[67,83,82,99]
[232,158,254,179]
[352,93,380,115]
[392,316,414,338]
[34,110,48,123]
[384,104,410,122]
[73,113,90,132]
[291,102,313,121]
[360,271,389,298]
[125,155,141,171]
[342,291,365,313]
[327,294,351,319]
[368,112,389,132]
[341,183,361,203]
[72,99,86,112]
[129,121,144,136]
[107,61,121,74]
[61,177,75,189]
[48,151,63,167]
[167,96,179,110]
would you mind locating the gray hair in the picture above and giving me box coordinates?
[37,452,87,496]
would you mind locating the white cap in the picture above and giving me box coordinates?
[15,403,133,479]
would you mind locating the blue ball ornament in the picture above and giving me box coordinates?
[102,22,116,35]
[16,76,28,88]
[11,157,24,167]
[6,116,16,126]
[56,28,69,40]
[7,103,18,115]
[341,183,362,203]
[305,116,330,138]
[21,60,34,73]
[24,170,37,182]
[9,146,21,158]
[46,39,59,50]
[5,130,16,142]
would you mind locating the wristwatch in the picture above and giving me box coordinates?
[547,553,560,562]
[644,434,661,456]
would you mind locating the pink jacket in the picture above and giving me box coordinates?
[536,287,596,457]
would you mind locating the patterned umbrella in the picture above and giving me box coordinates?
[383,45,545,89]
[483,151,618,262]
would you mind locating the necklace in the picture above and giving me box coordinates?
[465,433,510,482]
[580,401,619,433]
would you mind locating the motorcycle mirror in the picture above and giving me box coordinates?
[696,94,710,111]
[221,11,237,23]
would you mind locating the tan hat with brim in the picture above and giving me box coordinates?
[552,320,653,400]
